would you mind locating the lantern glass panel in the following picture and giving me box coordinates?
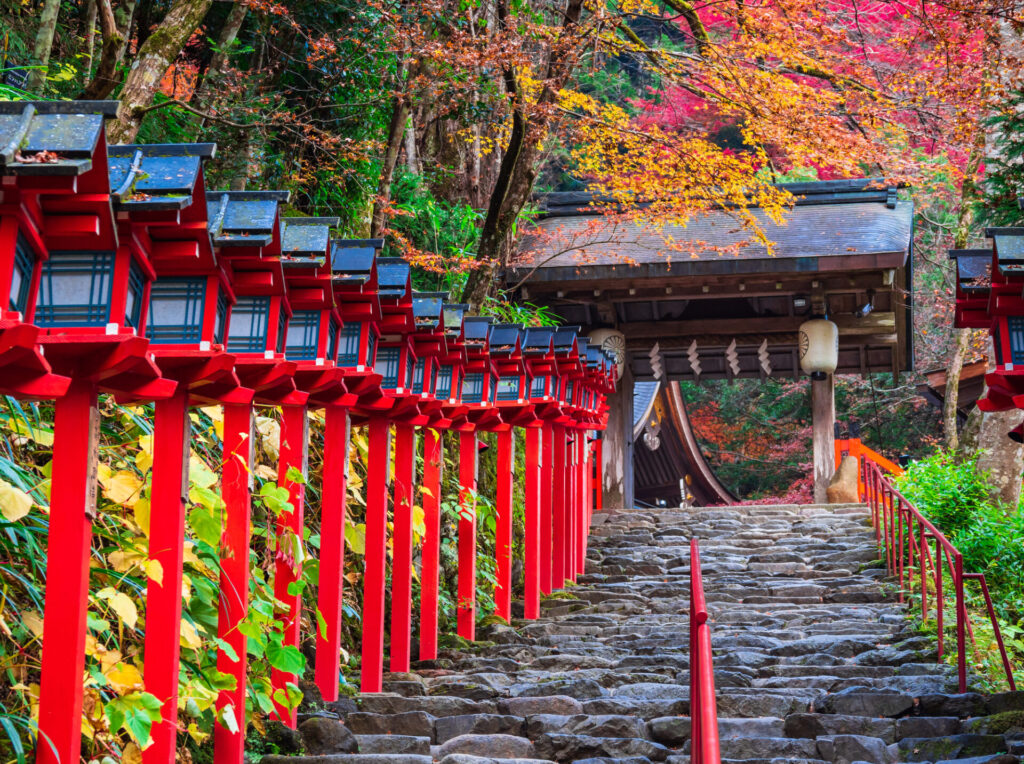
[10,233,35,314]
[276,308,287,354]
[124,258,145,329]
[436,364,453,398]
[565,380,575,404]
[496,375,519,401]
[147,278,205,343]
[531,375,546,398]
[337,323,361,365]
[376,347,401,388]
[214,289,229,345]
[327,318,339,361]
[225,296,271,352]
[413,357,424,392]
[1010,317,1024,364]
[366,330,377,366]
[35,251,114,327]
[463,371,485,403]
[285,310,320,360]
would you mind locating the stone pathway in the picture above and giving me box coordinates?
[261,504,1024,764]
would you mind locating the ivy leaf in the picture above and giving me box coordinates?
[217,705,239,734]
[316,608,328,639]
[285,465,307,485]
[260,483,293,516]
[266,636,306,675]
[344,522,366,555]
[189,456,219,489]
[0,479,33,522]
[188,503,224,548]
[271,682,304,711]
[214,637,240,663]
[97,587,138,630]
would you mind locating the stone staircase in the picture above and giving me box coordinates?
[259,503,1024,764]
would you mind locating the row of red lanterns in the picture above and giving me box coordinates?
[0,101,615,763]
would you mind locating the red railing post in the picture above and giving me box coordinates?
[540,422,554,595]
[214,401,255,764]
[935,539,944,662]
[955,552,967,693]
[315,405,349,700]
[552,424,566,588]
[143,389,191,763]
[36,380,99,764]
[419,427,443,660]
[897,496,905,602]
[494,428,514,621]
[457,430,478,640]
[689,538,721,764]
[524,425,541,619]
[361,419,390,693]
[390,422,416,673]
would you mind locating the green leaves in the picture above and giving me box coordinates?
[104,692,163,747]
[260,483,294,516]
[266,633,307,675]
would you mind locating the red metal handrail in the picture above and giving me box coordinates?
[689,538,721,764]
[860,457,1016,692]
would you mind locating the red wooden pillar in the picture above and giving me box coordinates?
[315,405,349,701]
[214,402,255,764]
[390,422,416,673]
[494,428,514,621]
[540,422,554,595]
[552,424,566,589]
[36,380,98,764]
[361,419,390,692]
[569,430,578,582]
[577,433,587,576]
[271,404,309,725]
[419,428,443,660]
[457,430,477,640]
[143,389,191,763]
[524,426,541,619]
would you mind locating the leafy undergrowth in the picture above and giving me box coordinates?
[0,396,523,761]
[895,451,1024,691]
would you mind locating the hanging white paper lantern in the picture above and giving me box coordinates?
[589,328,626,380]
[798,318,839,380]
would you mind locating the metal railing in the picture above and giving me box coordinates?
[860,458,1016,692]
[689,538,721,763]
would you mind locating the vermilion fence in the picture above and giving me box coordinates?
[0,100,617,764]
[859,458,1016,692]
[689,537,721,764]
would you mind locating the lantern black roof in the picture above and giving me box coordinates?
[443,303,469,336]
[375,257,411,297]
[412,292,447,328]
[282,217,339,264]
[576,336,591,362]
[0,100,117,174]
[987,228,1024,275]
[587,346,604,367]
[553,325,582,351]
[523,327,554,354]
[463,316,493,345]
[108,143,216,210]
[331,239,381,284]
[207,190,290,247]
[487,324,522,354]
[949,249,991,291]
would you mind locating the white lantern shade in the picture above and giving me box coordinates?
[589,328,626,380]
[799,318,839,379]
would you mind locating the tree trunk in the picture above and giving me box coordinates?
[943,328,970,450]
[26,0,63,93]
[107,0,215,144]
[974,407,1024,508]
[80,0,136,100]
[370,59,411,238]
[82,0,98,83]
[194,0,248,104]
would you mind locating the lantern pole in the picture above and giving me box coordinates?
[390,421,417,673]
[143,388,191,763]
[811,374,836,503]
[494,427,514,621]
[361,417,390,692]
[577,430,588,576]
[551,423,567,589]
[540,421,554,595]
[315,404,350,700]
[35,380,99,764]
[419,426,444,659]
[523,424,542,619]
[456,429,478,639]
[568,428,578,583]
[214,399,255,764]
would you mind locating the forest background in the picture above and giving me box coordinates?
[3,0,1024,758]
